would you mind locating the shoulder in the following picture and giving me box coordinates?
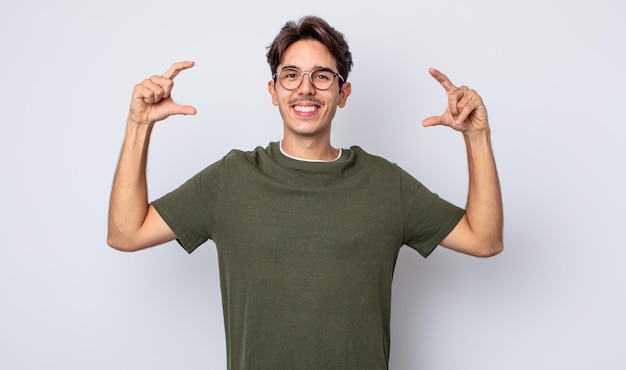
[349,146,429,188]
[223,143,274,163]
[348,145,402,172]
[202,144,269,173]
[214,143,280,180]
[188,145,270,181]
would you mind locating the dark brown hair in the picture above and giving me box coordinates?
[266,16,353,87]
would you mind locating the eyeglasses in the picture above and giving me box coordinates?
[274,67,344,91]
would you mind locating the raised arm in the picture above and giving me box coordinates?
[422,68,503,257]
[107,62,197,252]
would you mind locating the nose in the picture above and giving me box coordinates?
[297,72,316,95]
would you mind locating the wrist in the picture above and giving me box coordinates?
[463,127,493,150]
[124,117,155,146]
[463,126,490,139]
[126,117,156,133]
[126,115,156,127]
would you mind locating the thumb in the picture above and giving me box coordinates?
[422,115,445,127]
[170,104,197,116]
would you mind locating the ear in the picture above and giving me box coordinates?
[337,81,352,108]
[268,80,279,106]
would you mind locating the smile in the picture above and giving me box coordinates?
[293,105,318,113]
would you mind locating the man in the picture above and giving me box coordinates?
[108,16,503,370]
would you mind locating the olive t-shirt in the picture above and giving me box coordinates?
[152,142,464,370]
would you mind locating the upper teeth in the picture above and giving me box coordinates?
[295,106,316,113]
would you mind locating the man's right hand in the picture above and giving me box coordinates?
[129,61,197,125]
[108,62,194,252]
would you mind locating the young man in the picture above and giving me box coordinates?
[108,16,503,370]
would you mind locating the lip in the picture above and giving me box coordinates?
[292,103,319,108]
[292,104,320,115]
[290,99,321,115]
[290,100,321,106]
[289,97,323,106]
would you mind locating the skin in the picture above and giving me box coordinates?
[268,39,351,161]
[422,68,504,257]
[107,62,193,251]
[108,43,503,257]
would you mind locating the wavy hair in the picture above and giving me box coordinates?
[266,16,353,88]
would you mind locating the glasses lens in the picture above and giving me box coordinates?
[279,69,302,90]
[311,70,335,90]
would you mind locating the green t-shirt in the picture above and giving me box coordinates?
[152,142,464,370]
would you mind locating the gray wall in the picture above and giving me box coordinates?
[1,0,625,369]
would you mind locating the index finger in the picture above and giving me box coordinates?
[162,61,195,80]
[429,67,457,93]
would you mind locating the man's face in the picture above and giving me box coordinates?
[268,39,351,139]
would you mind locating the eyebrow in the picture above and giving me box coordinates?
[280,65,334,72]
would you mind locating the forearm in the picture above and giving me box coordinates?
[463,128,504,251]
[107,119,154,250]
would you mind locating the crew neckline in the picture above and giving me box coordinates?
[279,140,342,163]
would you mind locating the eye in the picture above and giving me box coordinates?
[314,71,333,81]
[280,70,301,80]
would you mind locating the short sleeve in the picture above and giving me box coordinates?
[151,160,222,253]
[400,169,465,258]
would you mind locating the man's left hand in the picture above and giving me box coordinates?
[422,68,489,134]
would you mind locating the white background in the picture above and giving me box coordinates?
[1,0,625,369]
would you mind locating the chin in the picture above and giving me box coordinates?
[289,125,330,137]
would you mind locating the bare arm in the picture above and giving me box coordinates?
[107,62,197,252]
[422,68,503,257]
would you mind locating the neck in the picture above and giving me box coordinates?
[280,137,339,161]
